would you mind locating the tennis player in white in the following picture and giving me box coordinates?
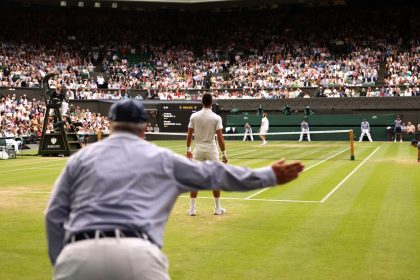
[260,112,269,145]
[186,93,228,216]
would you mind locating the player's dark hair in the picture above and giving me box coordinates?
[202,93,213,107]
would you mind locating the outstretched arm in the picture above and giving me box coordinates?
[172,151,304,193]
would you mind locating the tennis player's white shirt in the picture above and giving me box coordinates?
[188,108,223,161]
[260,116,269,134]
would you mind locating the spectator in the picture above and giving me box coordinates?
[153,124,160,133]
[406,122,416,135]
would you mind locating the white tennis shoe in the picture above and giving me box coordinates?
[187,208,196,216]
[214,208,226,215]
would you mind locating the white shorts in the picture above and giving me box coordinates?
[260,129,268,135]
[54,238,169,280]
[193,148,219,161]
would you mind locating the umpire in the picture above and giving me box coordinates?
[45,99,304,280]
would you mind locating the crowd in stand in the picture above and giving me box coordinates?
[0,94,111,140]
[1,91,420,139]
[1,85,420,138]
[385,42,420,86]
[0,94,45,139]
[0,2,419,100]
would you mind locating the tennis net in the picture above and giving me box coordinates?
[145,129,356,160]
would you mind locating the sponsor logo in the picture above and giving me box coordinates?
[47,145,61,149]
[47,137,61,149]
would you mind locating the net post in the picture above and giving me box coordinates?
[350,129,355,160]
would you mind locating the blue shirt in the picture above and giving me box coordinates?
[45,132,276,264]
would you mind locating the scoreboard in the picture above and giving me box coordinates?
[159,103,200,132]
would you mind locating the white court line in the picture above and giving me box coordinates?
[244,147,350,200]
[179,195,319,203]
[320,146,380,203]
[0,163,65,173]
[169,148,257,158]
[2,147,367,205]
[228,150,257,157]
[0,158,66,167]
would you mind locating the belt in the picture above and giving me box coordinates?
[67,229,149,244]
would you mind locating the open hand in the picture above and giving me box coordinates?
[271,160,304,185]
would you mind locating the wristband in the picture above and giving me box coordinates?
[187,146,192,152]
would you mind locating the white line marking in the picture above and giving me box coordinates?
[244,147,350,199]
[0,158,66,167]
[179,195,319,203]
[169,149,257,158]
[244,187,270,200]
[0,163,65,173]
[298,148,350,172]
[228,150,257,157]
[320,146,380,203]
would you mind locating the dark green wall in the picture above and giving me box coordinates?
[227,114,396,141]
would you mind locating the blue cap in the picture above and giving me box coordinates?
[108,100,148,123]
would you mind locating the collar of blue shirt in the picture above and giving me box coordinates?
[108,131,142,141]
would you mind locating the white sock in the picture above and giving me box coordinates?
[214,197,221,209]
[190,198,196,209]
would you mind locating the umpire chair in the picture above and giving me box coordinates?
[38,74,82,156]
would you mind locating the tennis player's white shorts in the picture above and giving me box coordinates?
[193,148,219,161]
[260,129,268,135]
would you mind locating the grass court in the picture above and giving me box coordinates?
[0,140,419,280]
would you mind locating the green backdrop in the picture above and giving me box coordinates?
[226,114,397,141]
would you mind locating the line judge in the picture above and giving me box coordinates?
[45,99,304,280]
